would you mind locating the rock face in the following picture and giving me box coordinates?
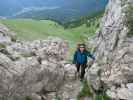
[86,0,133,99]
[0,24,77,100]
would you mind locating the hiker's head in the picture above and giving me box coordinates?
[79,44,85,52]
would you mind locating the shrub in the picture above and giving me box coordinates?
[95,94,111,100]
[25,96,32,100]
[125,4,133,36]
[54,96,61,100]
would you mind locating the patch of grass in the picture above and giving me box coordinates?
[77,80,93,100]
[0,97,8,100]
[77,80,111,100]
[0,43,6,49]
[54,96,61,100]
[125,4,133,36]
[24,96,32,100]
[95,94,111,100]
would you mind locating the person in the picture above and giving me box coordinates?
[73,44,95,81]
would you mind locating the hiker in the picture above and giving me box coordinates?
[73,44,95,81]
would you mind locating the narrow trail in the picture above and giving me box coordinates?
[58,80,82,100]
[57,79,93,100]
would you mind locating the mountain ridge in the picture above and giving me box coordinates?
[0,0,108,23]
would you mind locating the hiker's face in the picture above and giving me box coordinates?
[80,47,85,52]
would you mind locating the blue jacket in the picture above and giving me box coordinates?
[73,49,95,64]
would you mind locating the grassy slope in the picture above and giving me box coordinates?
[0,19,99,60]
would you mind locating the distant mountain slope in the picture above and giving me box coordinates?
[14,0,108,23]
[0,0,108,23]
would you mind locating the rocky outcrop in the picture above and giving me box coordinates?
[86,0,133,99]
[0,24,77,100]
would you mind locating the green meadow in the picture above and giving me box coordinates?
[0,19,99,60]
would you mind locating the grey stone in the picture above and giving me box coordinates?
[86,0,133,99]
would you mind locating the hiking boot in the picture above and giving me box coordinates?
[80,76,84,82]
[80,78,84,82]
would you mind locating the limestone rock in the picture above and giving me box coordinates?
[64,64,77,81]
[117,88,133,100]
[0,24,77,99]
[86,63,101,91]
[86,0,133,99]
[0,24,16,45]
[127,83,133,92]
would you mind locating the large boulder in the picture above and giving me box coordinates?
[64,64,77,81]
[0,24,16,45]
[0,25,77,100]
[0,47,66,100]
[86,0,133,99]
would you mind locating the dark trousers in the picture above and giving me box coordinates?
[76,62,87,79]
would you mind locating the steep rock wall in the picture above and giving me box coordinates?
[86,0,133,99]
